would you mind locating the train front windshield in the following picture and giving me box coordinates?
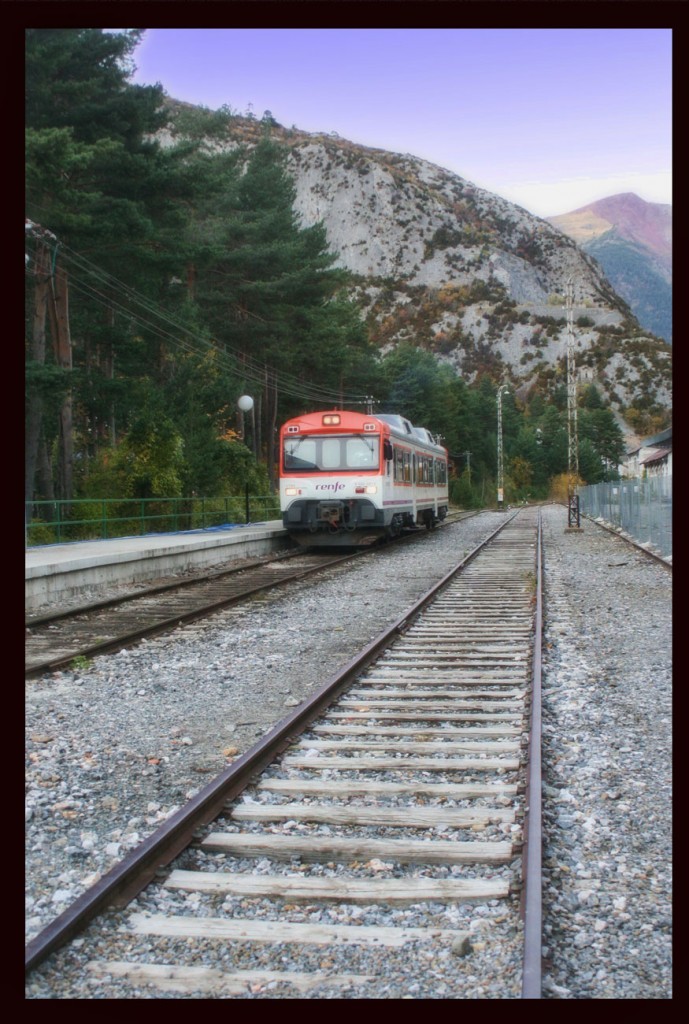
[283,434,380,472]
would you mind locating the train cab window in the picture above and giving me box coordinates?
[284,438,318,470]
[283,434,379,473]
[345,437,377,468]
[321,438,343,468]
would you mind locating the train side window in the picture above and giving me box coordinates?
[394,447,404,482]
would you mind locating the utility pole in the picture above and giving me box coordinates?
[463,451,472,481]
[27,222,74,506]
[49,259,74,505]
[565,278,581,529]
[25,225,52,521]
[497,384,509,510]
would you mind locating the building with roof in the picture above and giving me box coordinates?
[620,427,672,478]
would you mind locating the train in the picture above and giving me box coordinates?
[279,409,450,546]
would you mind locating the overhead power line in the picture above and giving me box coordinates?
[25,225,370,408]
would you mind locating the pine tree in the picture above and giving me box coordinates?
[25,29,179,505]
[184,138,370,484]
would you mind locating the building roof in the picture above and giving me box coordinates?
[626,427,672,457]
[643,427,672,447]
[639,446,672,466]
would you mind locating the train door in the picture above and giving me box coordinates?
[382,436,394,511]
[432,457,439,517]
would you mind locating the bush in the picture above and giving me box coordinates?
[548,472,583,502]
[450,476,482,509]
[25,520,56,546]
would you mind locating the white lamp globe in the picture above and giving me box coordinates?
[237,395,254,412]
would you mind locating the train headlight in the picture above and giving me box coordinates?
[285,487,299,496]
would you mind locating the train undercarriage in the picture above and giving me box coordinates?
[283,498,448,547]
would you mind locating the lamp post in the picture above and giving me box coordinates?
[237,395,254,523]
[237,392,254,418]
[497,385,509,510]
[237,394,255,451]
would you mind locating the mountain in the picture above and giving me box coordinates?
[547,194,672,343]
[163,105,672,421]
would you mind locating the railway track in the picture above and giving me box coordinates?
[24,512,472,679]
[26,507,543,998]
[578,512,672,569]
[25,550,356,678]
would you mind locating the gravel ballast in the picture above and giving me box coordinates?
[25,506,672,998]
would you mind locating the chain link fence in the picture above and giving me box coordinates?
[578,476,672,559]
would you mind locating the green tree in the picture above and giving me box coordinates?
[184,138,371,483]
[580,407,625,470]
[26,29,164,146]
[25,28,173,507]
[578,437,603,484]
[581,384,605,410]
[538,405,568,478]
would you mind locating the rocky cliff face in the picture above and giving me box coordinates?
[164,107,672,414]
[286,138,670,412]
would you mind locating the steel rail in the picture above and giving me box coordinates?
[25,511,514,976]
[25,552,362,678]
[26,510,477,629]
[521,508,544,999]
[25,512,476,678]
[24,548,304,627]
[578,511,672,570]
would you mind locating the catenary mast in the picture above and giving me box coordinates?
[565,278,581,528]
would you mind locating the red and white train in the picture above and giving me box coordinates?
[279,409,450,546]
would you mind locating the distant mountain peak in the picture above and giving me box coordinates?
[547,192,672,342]
[548,193,671,264]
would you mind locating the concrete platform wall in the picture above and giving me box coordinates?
[25,524,291,611]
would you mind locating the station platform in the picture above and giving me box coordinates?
[25,521,290,612]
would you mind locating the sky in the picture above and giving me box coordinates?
[129,28,672,219]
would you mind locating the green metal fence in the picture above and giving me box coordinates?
[25,490,282,547]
